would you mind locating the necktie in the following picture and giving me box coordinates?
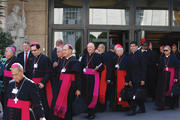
[25,52,28,71]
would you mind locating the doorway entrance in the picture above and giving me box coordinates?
[135,31,180,53]
[88,30,129,52]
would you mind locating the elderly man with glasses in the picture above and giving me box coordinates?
[156,45,180,110]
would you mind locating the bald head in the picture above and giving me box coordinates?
[87,42,95,55]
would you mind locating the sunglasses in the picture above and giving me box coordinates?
[164,50,169,52]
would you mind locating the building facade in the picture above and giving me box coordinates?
[5,0,180,57]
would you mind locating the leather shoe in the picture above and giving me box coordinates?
[156,107,164,111]
[127,110,136,116]
[88,115,95,119]
[136,109,146,113]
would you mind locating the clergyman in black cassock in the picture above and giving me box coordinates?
[156,46,180,110]
[99,47,117,112]
[49,44,81,120]
[30,42,53,119]
[81,42,104,119]
[2,47,17,107]
[171,44,180,108]
[4,63,45,120]
[139,41,158,99]
[112,44,129,111]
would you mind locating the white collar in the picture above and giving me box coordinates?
[66,55,73,60]
[24,50,30,54]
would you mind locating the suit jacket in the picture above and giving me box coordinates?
[17,51,34,78]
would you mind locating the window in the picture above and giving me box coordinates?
[136,0,169,26]
[89,0,130,25]
[173,0,180,27]
[54,0,83,24]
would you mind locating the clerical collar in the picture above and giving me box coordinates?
[65,55,72,60]
[88,52,94,56]
[132,50,137,54]
[35,53,41,59]
[16,77,25,86]
[165,55,170,58]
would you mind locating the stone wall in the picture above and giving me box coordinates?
[7,0,48,54]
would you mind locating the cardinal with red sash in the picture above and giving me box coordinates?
[113,44,129,110]
[49,44,81,120]
[4,63,45,120]
[30,42,53,119]
[81,42,104,119]
[156,45,180,110]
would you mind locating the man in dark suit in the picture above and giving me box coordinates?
[51,39,64,65]
[17,40,33,79]
[126,41,147,116]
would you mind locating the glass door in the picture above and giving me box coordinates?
[54,30,83,58]
[88,30,129,52]
[88,31,109,52]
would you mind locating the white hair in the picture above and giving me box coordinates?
[164,45,171,51]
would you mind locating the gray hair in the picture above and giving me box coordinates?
[10,63,24,72]
[23,40,30,45]
[6,47,15,55]
[164,45,171,51]
[56,40,64,46]
[98,44,105,50]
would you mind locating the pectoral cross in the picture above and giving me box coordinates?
[14,97,18,104]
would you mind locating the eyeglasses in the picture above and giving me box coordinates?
[164,50,169,52]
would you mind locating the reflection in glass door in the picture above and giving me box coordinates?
[54,31,82,58]
[89,31,109,52]
[89,31,129,53]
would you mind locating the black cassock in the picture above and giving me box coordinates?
[4,77,44,120]
[49,56,81,120]
[98,51,117,111]
[140,49,159,98]
[2,56,17,106]
[3,56,17,90]
[172,51,180,60]
[29,53,53,119]
[51,48,58,63]
[156,54,180,108]
[112,54,129,108]
[81,52,104,116]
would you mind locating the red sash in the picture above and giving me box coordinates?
[7,99,31,120]
[32,78,53,107]
[99,65,107,104]
[117,70,129,107]
[84,68,99,108]
[54,74,75,118]
[4,70,12,78]
[163,67,175,96]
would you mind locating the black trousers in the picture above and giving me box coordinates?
[128,99,145,112]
